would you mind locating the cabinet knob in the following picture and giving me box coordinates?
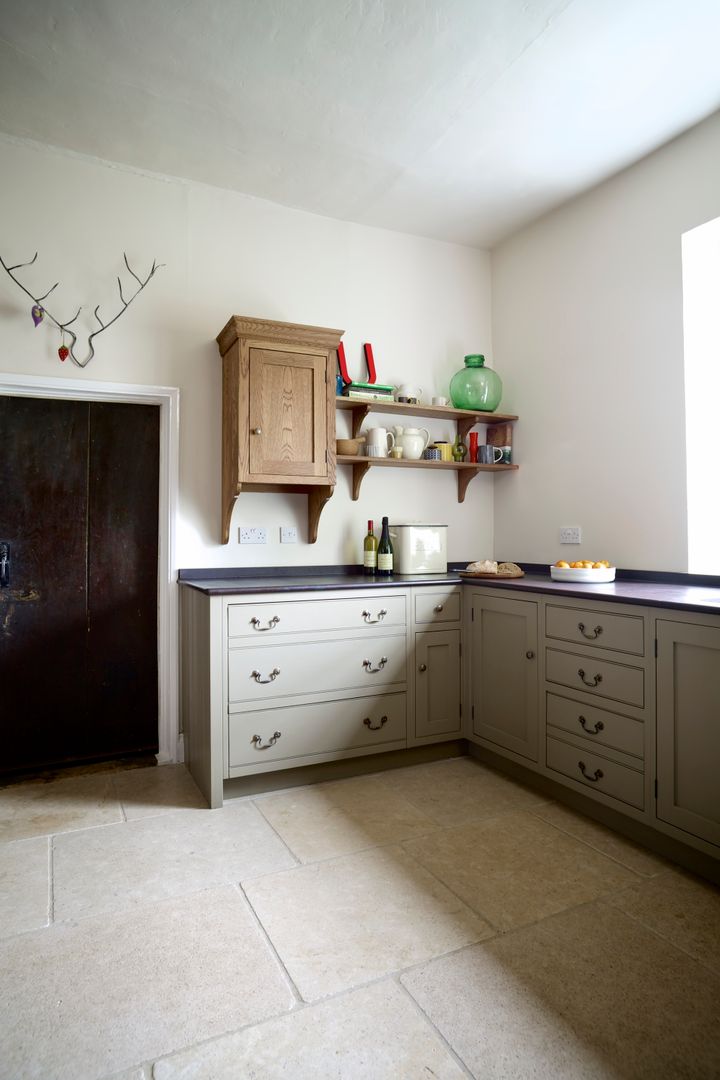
[418,663,427,672]
[526,650,535,660]
[252,427,262,435]
[434,603,444,613]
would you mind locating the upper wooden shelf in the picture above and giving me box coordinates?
[336,396,517,441]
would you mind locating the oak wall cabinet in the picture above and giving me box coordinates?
[216,316,344,543]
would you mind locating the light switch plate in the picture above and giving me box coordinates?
[559,526,582,544]
[280,526,298,543]
[239,526,267,544]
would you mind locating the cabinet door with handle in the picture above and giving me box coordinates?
[415,629,461,740]
[248,348,328,480]
[470,593,539,761]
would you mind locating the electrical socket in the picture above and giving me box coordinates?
[239,526,267,544]
[280,526,298,544]
[559,526,582,544]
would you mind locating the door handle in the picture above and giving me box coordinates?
[0,542,9,588]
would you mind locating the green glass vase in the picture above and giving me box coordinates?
[449,354,502,412]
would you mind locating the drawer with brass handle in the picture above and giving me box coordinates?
[546,735,644,810]
[545,604,644,656]
[228,634,406,703]
[546,692,644,758]
[227,594,406,639]
[414,589,461,625]
[545,647,644,708]
[227,693,407,772]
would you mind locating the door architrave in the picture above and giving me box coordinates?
[0,372,181,765]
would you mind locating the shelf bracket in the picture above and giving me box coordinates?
[347,404,371,439]
[457,416,478,444]
[308,485,335,543]
[457,468,479,503]
[351,461,371,501]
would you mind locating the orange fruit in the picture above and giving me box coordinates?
[582,561,594,568]
[555,560,570,568]
[592,562,604,569]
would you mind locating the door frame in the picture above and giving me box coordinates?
[0,372,181,765]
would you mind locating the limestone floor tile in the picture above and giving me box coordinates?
[609,866,720,974]
[402,901,720,1079]
[53,801,297,921]
[254,774,439,863]
[531,801,669,877]
[244,844,493,1001]
[0,771,123,843]
[404,810,639,932]
[112,764,206,820]
[0,836,49,937]
[153,980,467,1079]
[0,886,295,1080]
[381,756,547,826]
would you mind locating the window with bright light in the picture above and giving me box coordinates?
[682,215,720,574]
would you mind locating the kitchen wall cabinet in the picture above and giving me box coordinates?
[216,316,344,543]
[468,592,539,761]
[656,618,720,848]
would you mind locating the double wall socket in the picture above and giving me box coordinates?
[559,526,582,544]
[239,526,267,544]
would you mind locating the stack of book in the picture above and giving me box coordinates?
[341,380,395,402]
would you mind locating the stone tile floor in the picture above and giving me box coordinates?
[1,756,719,1079]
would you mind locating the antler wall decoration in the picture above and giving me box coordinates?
[0,251,164,367]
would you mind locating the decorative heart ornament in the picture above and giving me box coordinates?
[31,304,44,326]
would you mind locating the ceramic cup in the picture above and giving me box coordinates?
[479,444,504,464]
[432,396,449,406]
[389,447,403,459]
[423,447,441,461]
[434,440,453,462]
[497,445,512,464]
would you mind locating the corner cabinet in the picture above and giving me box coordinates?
[216,316,344,543]
[336,398,518,502]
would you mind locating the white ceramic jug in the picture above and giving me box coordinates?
[365,427,395,456]
[398,427,430,460]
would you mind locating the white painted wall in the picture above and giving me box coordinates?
[491,111,720,572]
[0,135,497,570]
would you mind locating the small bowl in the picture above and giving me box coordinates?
[336,438,364,456]
[390,447,403,459]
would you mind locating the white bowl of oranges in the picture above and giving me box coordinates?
[550,560,615,583]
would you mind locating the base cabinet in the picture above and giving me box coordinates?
[469,592,539,761]
[656,619,720,847]
[415,629,461,739]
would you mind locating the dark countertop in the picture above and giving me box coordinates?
[178,568,720,615]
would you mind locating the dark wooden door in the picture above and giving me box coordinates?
[0,396,159,774]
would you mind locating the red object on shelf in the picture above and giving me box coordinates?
[337,342,351,385]
[468,432,479,463]
[363,343,377,384]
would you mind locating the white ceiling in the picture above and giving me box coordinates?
[1,0,719,247]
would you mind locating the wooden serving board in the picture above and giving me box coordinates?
[458,570,525,579]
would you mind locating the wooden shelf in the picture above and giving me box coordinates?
[336,396,518,442]
[337,454,518,501]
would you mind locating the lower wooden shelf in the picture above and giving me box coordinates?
[336,454,518,501]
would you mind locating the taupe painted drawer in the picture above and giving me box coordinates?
[414,588,461,625]
[228,692,407,770]
[546,735,644,810]
[546,692,644,759]
[228,633,406,703]
[227,594,406,638]
[545,647,645,708]
[545,604,644,656]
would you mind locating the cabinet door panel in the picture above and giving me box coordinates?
[248,348,327,478]
[657,620,720,846]
[415,629,461,738]
[471,594,538,761]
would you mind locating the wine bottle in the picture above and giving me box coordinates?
[363,519,378,575]
[377,517,394,576]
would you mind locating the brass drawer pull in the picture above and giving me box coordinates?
[578,760,604,782]
[434,603,444,613]
[251,667,280,684]
[363,715,388,731]
[578,714,604,735]
[361,608,387,623]
[250,615,280,632]
[363,656,388,673]
[578,668,602,688]
[578,622,603,640]
[251,731,281,749]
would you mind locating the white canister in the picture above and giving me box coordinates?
[389,524,448,574]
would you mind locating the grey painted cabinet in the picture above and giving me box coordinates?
[415,629,461,739]
[469,592,539,761]
[656,619,720,847]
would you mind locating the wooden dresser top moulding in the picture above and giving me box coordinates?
[217,315,344,545]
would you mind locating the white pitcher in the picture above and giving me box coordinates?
[365,427,395,456]
[397,427,430,460]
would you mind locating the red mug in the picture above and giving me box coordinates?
[468,432,479,463]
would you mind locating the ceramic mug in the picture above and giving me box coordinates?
[479,444,503,464]
[497,445,512,464]
[434,440,453,462]
[432,396,449,407]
